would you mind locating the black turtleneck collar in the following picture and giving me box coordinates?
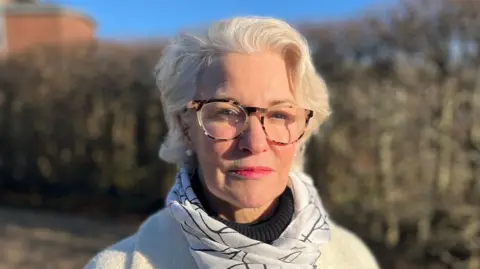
[189,171,294,244]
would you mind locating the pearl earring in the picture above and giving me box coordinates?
[185,149,193,156]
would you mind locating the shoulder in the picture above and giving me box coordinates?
[82,208,195,269]
[317,221,380,269]
[83,235,135,269]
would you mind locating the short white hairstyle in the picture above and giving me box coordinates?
[154,16,330,171]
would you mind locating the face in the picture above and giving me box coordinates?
[185,51,298,210]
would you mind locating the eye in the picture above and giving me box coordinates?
[267,109,296,121]
[270,112,288,119]
[217,108,237,115]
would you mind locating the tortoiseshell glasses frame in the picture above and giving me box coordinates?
[185,98,314,145]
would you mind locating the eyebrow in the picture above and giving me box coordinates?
[269,99,297,106]
[213,93,297,107]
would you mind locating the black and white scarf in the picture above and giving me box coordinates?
[166,168,331,269]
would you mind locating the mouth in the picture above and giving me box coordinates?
[228,166,274,179]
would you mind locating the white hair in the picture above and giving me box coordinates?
[154,16,330,171]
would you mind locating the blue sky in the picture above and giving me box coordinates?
[49,0,390,39]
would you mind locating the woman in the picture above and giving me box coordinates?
[84,16,380,269]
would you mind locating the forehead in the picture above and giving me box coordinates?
[195,51,296,105]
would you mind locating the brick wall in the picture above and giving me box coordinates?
[1,3,96,56]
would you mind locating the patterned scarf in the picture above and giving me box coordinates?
[166,168,331,269]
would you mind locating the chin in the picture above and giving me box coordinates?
[230,186,283,209]
[235,198,272,209]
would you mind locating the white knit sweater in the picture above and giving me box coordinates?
[83,208,380,269]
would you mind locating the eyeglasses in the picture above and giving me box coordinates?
[185,98,313,145]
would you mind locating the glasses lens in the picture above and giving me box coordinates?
[263,106,308,144]
[200,102,246,139]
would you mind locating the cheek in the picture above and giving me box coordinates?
[190,126,231,165]
[191,126,209,155]
[274,144,296,166]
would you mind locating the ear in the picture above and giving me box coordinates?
[177,113,192,143]
[294,142,305,157]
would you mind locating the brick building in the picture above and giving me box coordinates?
[0,0,96,56]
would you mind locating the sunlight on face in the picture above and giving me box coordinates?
[188,51,298,210]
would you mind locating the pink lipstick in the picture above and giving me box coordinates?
[229,166,273,179]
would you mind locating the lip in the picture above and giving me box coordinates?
[229,166,274,179]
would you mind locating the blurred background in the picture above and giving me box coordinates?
[0,0,479,268]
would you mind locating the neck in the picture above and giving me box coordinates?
[204,190,280,224]
[189,171,296,243]
[191,168,280,223]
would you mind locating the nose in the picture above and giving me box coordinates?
[237,115,269,154]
